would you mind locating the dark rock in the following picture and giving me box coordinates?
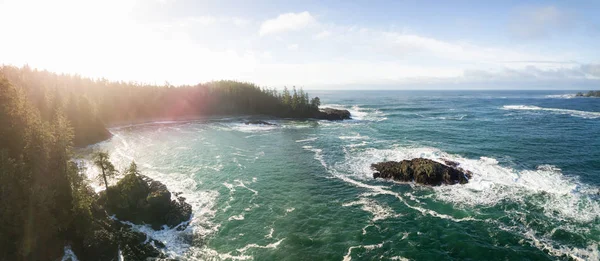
[371,158,471,186]
[244,120,276,125]
[443,159,459,168]
[315,108,351,120]
[77,212,164,261]
[99,174,192,230]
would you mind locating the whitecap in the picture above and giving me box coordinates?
[343,197,402,221]
[295,137,318,143]
[228,214,245,221]
[545,94,576,99]
[343,242,385,261]
[502,105,600,119]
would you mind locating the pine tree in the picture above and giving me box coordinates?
[93,152,118,192]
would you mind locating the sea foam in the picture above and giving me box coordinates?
[502,105,600,119]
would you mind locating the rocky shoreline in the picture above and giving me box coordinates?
[70,174,192,260]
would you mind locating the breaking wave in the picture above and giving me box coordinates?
[502,105,600,119]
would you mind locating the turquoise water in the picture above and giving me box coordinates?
[83,91,600,260]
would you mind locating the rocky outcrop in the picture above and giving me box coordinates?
[76,174,192,260]
[371,158,471,186]
[244,120,277,126]
[576,91,600,97]
[99,174,192,230]
[315,108,351,120]
[77,212,164,261]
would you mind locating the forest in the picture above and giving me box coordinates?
[0,65,321,146]
[0,65,324,260]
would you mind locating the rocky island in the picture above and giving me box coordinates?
[315,108,352,120]
[576,91,600,97]
[371,158,472,186]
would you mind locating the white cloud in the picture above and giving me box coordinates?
[0,1,595,88]
[259,11,316,36]
[313,30,331,39]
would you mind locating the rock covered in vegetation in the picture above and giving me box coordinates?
[371,158,472,186]
[244,120,277,125]
[315,108,352,120]
[576,90,600,97]
[98,174,192,230]
[76,174,193,260]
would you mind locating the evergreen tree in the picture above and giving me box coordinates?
[93,152,118,192]
[125,161,141,176]
[310,97,321,109]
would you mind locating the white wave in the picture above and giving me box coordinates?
[343,242,385,261]
[546,94,576,99]
[302,146,327,168]
[228,214,245,221]
[295,137,318,143]
[224,122,279,133]
[343,198,402,221]
[265,227,275,239]
[496,222,599,261]
[339,134,369,140]
[502,105,600,119]
[236,239,285,253]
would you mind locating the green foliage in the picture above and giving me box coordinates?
[93,152,118,191]
[125,161,141,176]
[310,97,321,109]
[0,76,94,260]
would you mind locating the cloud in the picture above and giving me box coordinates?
[509,6,573,40]
[259,11,316,36]
[313,30,331,39]
[0,1,595,89]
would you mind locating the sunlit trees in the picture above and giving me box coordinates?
[0,76,91,260]
[0,65,323,147]
[93,152,118,193]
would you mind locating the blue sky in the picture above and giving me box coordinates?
[1,0,599,89]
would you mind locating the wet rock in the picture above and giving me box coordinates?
[315,108,351,120]
[99,174,192,230]
[371,158,471,186]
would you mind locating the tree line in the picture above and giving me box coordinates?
[0,65,322,146]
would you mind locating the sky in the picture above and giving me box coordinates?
[1,0,599,89]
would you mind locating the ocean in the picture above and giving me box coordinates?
[80,90,600,260]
